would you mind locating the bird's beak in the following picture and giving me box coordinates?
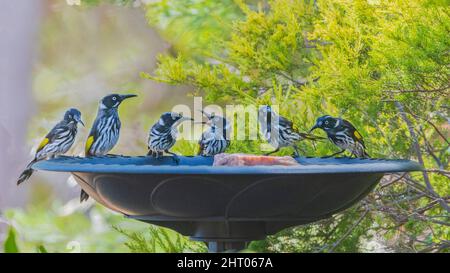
[309,124,319,133]
[199,110,214,125]
[200,110,211,119]
[180,116,194,122]
[76,116,85,127]
[173,116,193,127]
[120,94,138,101]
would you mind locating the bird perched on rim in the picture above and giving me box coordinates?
[148,112,193,163]
[82,93,137,202]
[258,105,324,157]
[17,108,84,185]
[309,115,370,158]
[198,110,230,156]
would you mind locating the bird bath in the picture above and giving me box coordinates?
[33,155,422,252]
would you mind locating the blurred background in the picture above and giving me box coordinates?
[0,0,195,252]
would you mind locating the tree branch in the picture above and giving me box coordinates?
[394,101,450,213]
[326,209,370,253]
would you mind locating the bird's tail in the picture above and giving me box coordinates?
[17,159,37,185]
[80,189,90,203]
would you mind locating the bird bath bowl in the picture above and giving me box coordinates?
[33,155,422,252]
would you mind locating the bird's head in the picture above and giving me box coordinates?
[64,108,84,126]
[159,112,193,127]
[310,115,338,132]
[258,105,272,118]
[200,110,228,128]
[100,94,137,110]
[258,105,277,129]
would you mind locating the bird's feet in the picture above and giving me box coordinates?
[172,156,180,165]
[164,150,180,165]
[147,150,163,158]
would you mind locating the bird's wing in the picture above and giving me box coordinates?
[197,131,208,155]
[85,135,95,156]
[85,119,101,156]
[341,119,358,131]
[278,115,294,128]
[36,138,50,154]
[279,115,303,135]
[37,121,68,153]
[342,119,366,148]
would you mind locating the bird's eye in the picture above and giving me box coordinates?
[112,97,117,101]
[325,121,329,125]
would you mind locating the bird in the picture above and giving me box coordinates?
[258,105,324,157]
[147,112,193,163]
[82,93,137,202]
[197,110,230,156]
[309,115,370,158]
[17,108,84,185]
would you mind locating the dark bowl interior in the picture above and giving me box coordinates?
[33,155,422,242]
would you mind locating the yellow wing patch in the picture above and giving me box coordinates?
[37,138,49,153]
[85,136,95,155]
[354,131,363,141]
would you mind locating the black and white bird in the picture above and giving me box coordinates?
[82,93,137,201]
[310,115,370,158]
[17,108,84,185]
[258,105,324,157]
[198,111,230,156]
[148,112,193,163]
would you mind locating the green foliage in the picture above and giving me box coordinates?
[3,203,150,253]
[143,0,450,252]
[36,245,48,253]
[145,0,243,55]
[4,227,20,253]
[114,226,207,253]
[249,207,373,253]
[144,0,320,104]
[3,201,205,253]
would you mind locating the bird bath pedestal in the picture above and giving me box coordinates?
[33,156,422,252]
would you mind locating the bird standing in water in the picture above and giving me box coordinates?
[258,105,324,157]
[17,108,84,185]
[148,112,193,163]
[82,93,137,202]
[198,111,230,156]
[310,115,370,158]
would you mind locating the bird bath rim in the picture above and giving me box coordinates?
[32,155,423,175]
